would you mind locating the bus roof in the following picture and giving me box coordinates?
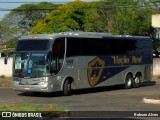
[19,32,150,40]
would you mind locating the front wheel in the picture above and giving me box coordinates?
[124,74,133,89]
[63,79,71,96]
[133,74,141,88]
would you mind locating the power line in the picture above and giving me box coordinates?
[0,5,158,12]
[0,1,159,4]
[0,1,86,4]
[0,8,56,11]
[0,1,159,5]
[0,1,66,4]
[0,1,159,12]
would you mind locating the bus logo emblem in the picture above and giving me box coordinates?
[88,57,105,87]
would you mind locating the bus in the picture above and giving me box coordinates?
[4,32,153,96]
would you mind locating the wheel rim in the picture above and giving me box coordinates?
[127,78,132,87]
[68,83,71,91]
[135,77,140,84]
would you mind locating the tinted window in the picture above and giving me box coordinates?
[66,37,138,57]
[16,40,50,51]
[107,39,137,55]
[135,39,152,56]
[96,39,108,55]
[52,38,65,59]
[51,38,65,74]
[66,38,96,57]
[81,39,96,55]
[66,38,81,57]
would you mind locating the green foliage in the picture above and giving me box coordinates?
[1,0,160,51]
[30,0,160,51]
[31,0,159,36]
[5,37,18,48]
[13,3,58,31]
[31,1,97,34]
[149,27,160,57]
[93,0,153,35]
[0,2,58,41]
[1,0,160,36]
[0,49,13,57]
[0,37,17,56]
[0,103,68,111]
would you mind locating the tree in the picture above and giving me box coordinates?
[5,37,18,49]
[0,22,2,40]
[148,26,160,58]
[31,1,98,34]
[93,0,153,35]
[0,2,58,41]
[16,2,58,31]
[91,1,117,33]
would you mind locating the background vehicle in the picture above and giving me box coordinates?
[4,32,153,95]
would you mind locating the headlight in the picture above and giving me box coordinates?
[41,78,48,82]
[13,81,19,85]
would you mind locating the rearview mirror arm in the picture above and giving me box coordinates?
[4,52,13,64]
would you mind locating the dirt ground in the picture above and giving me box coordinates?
[0,76,160,88]
[152,76,160,83]
[0,77,12,87]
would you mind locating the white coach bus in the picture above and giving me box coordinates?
[4,32,153,95]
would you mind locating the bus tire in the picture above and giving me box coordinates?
[133,74,141,88]
[124,74,133,89]
[63,79,71,96]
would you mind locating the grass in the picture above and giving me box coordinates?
[0,79,70,118]
[0,103,68,111]
[0,103,69,119]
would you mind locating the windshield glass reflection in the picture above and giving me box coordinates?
[14,52,50,77]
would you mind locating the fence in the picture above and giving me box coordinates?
[0,57,160,77]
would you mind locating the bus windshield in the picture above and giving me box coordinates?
[15,40,50,51]
[13,52,50,77]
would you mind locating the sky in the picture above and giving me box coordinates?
[0,0,94,20]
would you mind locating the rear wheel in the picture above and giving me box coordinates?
[133,74,141,88]
[124,74,133,89]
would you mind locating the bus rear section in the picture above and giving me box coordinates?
[63,35,153,91]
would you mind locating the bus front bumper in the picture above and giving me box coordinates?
[13,83,52,92]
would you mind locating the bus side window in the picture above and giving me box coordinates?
[52,38,65,74]
[50,53,59,74]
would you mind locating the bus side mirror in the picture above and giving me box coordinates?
[4,52,13,64]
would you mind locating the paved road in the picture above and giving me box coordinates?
[0,82,160,119]
[0,82,159,111]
